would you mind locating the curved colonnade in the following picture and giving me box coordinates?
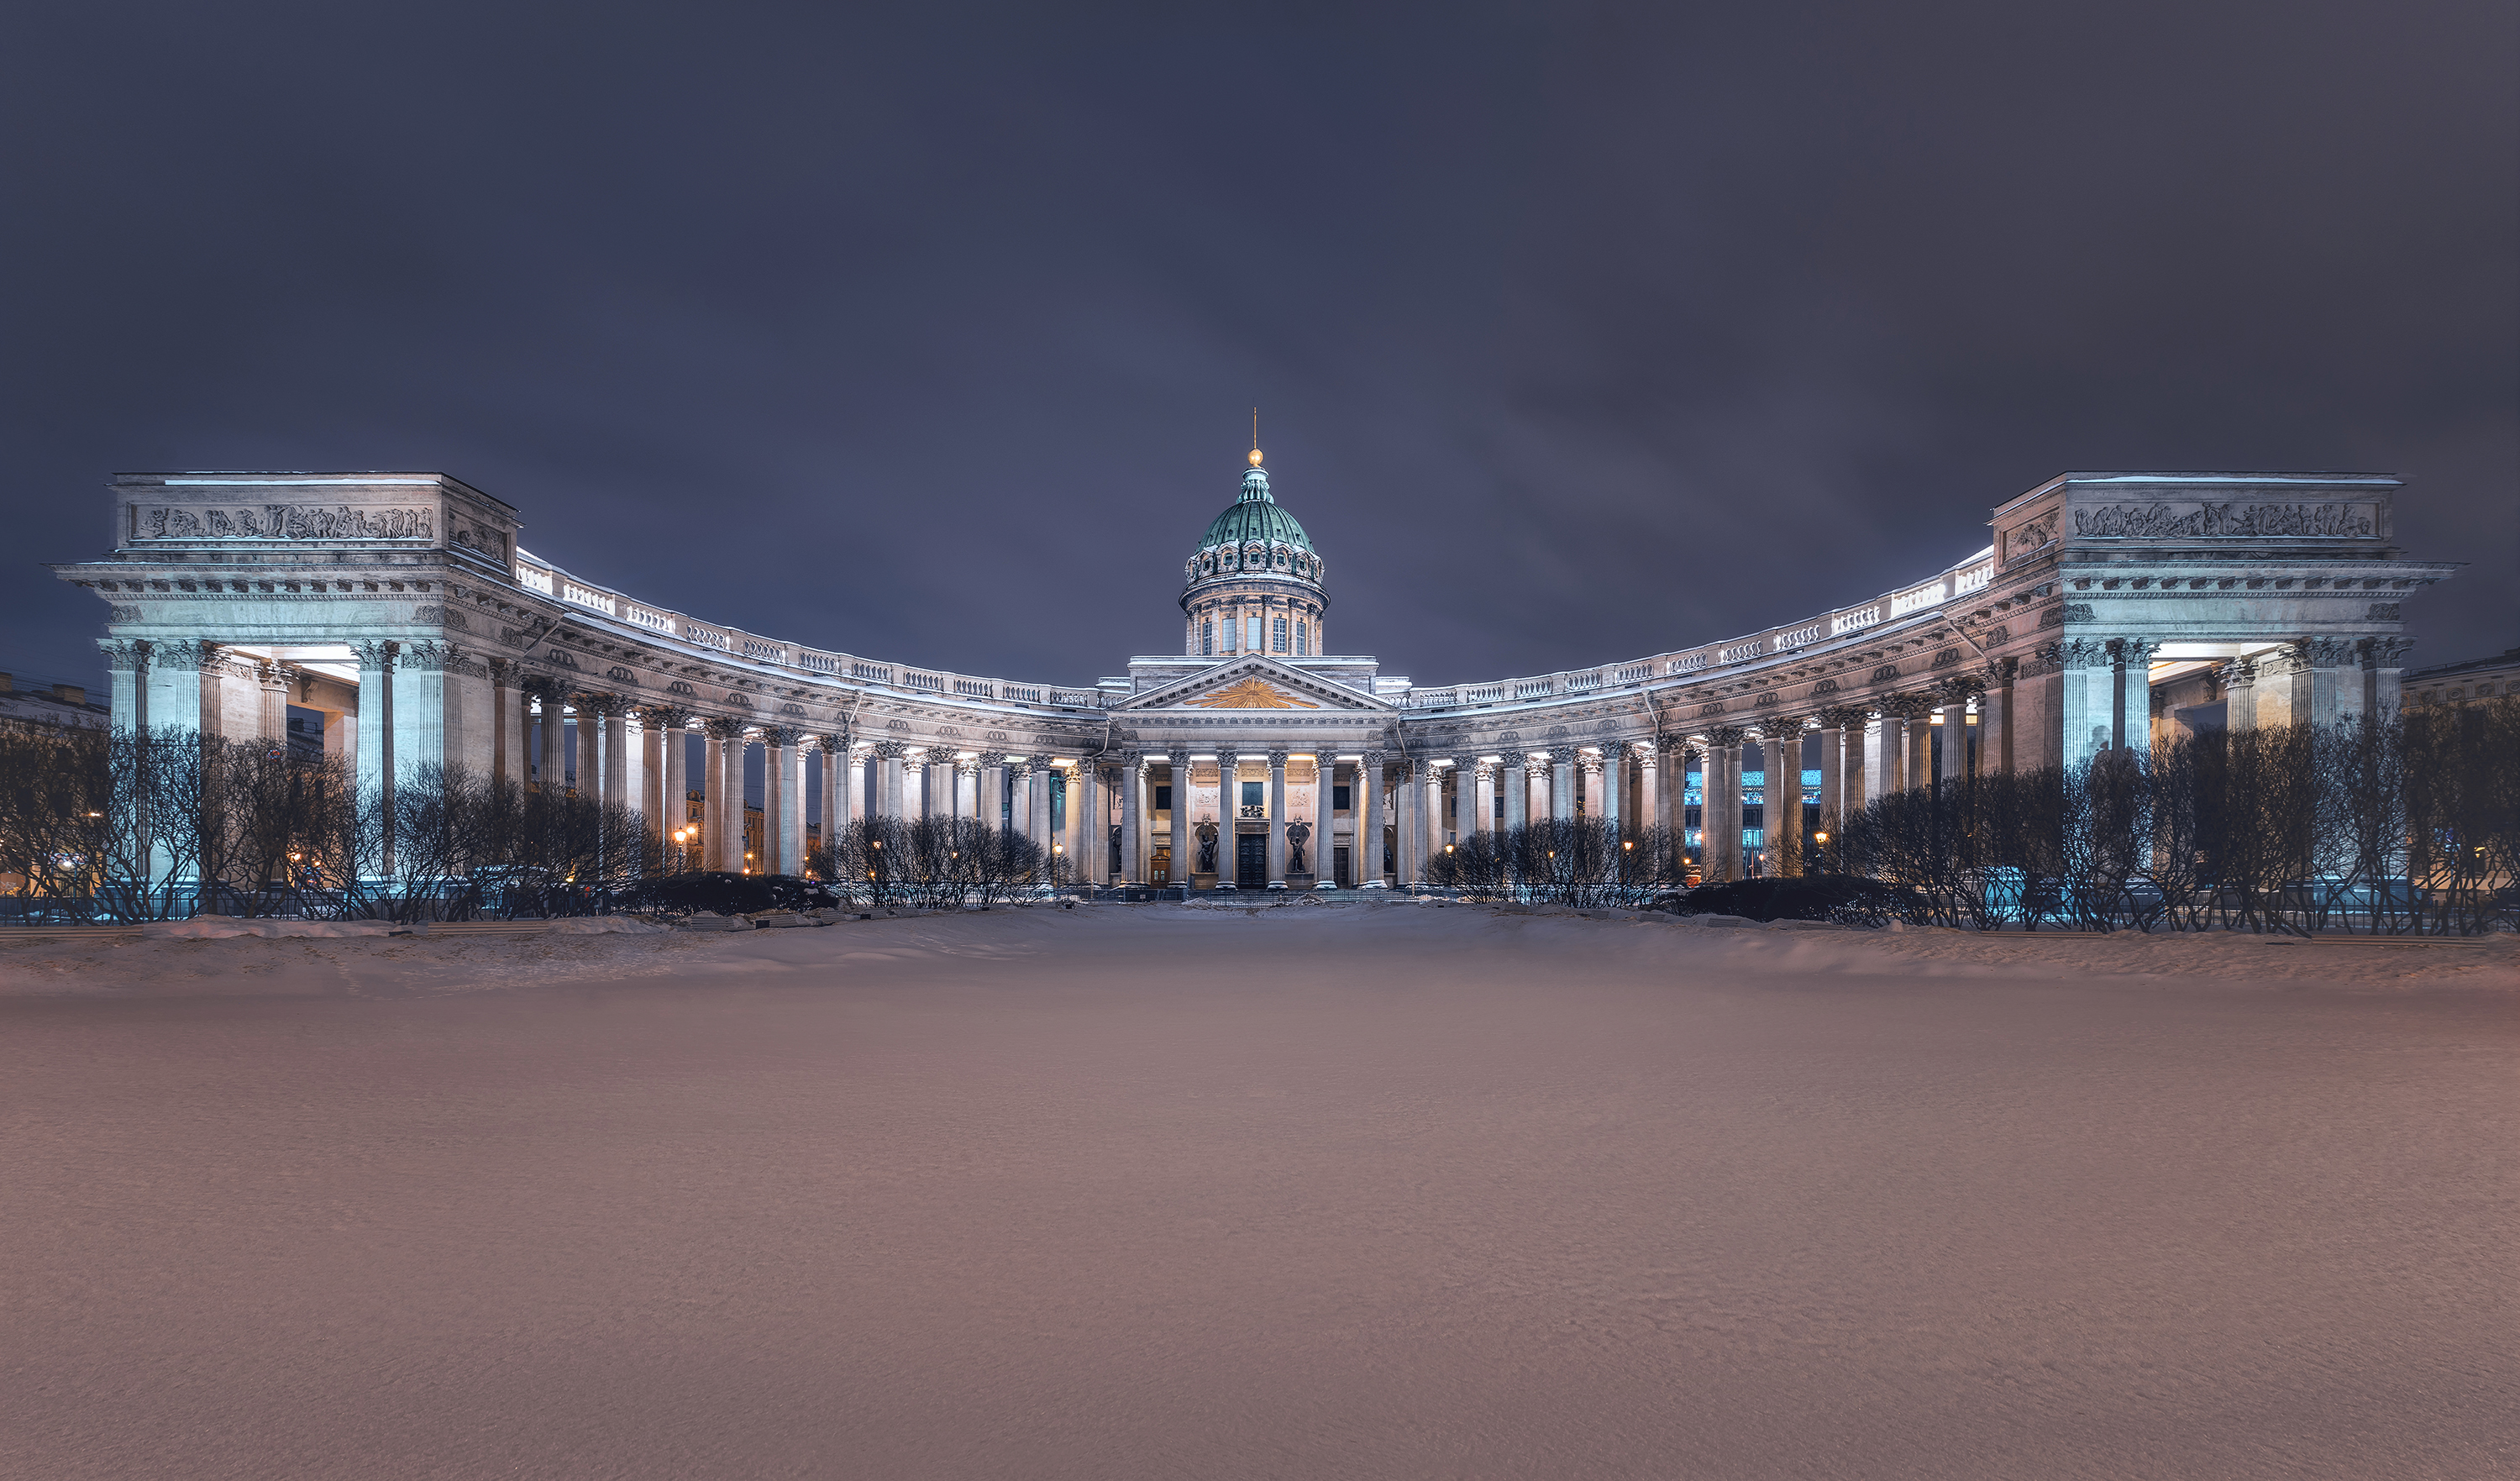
[55,466,2456,888]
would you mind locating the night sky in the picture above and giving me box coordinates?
[7,3,2513,693]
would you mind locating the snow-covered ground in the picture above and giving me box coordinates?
[4,905,2513,1479]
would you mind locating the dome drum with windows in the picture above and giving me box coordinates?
[1180,448,1328,659]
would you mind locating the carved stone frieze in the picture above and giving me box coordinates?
[139,503,436,541]
[2071,501,2376,539]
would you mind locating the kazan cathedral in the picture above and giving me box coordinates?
[53,443,2457,890]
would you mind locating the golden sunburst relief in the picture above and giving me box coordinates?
[1184,678,1319,710]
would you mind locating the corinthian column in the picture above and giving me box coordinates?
[874,740,906,820]
[1705,726,1746,882]
[1003,756,1032,840]
[1817,706,1861,848]
[1214,750,1240,886]
[1938,675,1982,786]
[645,706,692,869]
[1359,750,1387,886]
[1981,659,2016,775]
[1635,743,1659,842]
[575,693,606,801]
[1267,750,1289,885]
[1164,754,1189,890]
[1599,748,1622,838]
[701,718,741,871]
[256,659,290,742]
[818,735,843,857]
[2220,657,2258,733]
[1550,747,1576,822]
[1118,751,1143,884]
[763,726,805,875]
[1763,723,1803,877]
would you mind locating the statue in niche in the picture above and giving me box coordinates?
[1195,819,1220,874]
[1286,820,1310,874]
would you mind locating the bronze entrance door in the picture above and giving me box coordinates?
[1151,847,1170,886]
[1236,832,1266,885]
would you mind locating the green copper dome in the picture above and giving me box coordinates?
[1198,467,1314,552]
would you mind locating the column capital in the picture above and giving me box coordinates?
[1937,673,1985,703]
[2062,637,2114,670]
[2366,636,2416,666]
[811,732,846,752]
[1817,704,1868,730]
[1549,745,1578,764]
[2303,636,2360,667]
[976,750,1007,767]
[870,738,908,758]
[101,638,150,672]
[2111,636,2162,665]
[1267,749,1289,767]
[349,638,396,670]
[701,715,748,741]
[2216,658,2256,686]
[761,724,806,748]
[1705,724,1747,748]
[1982,655,2019,685]
[640,703,695,730]
[1026,752,1055,769]
[1358,748,1386,768]
[577,691,626,717]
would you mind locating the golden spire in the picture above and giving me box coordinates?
[1249,407,1263,466]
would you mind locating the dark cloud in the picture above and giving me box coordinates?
[4,1,2511,691]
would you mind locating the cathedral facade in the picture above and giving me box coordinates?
[50,453,2458,888]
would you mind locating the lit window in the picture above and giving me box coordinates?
[1296,622,1309,656]
[1200,620,1213,656]
[1246,615,1261,651]
[1273,616,1289,653]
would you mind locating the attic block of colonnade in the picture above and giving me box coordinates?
[49,458,2458,893]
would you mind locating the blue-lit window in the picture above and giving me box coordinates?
[1200,620,1214,656]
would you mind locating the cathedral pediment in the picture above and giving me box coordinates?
[1120,656,1389,713]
